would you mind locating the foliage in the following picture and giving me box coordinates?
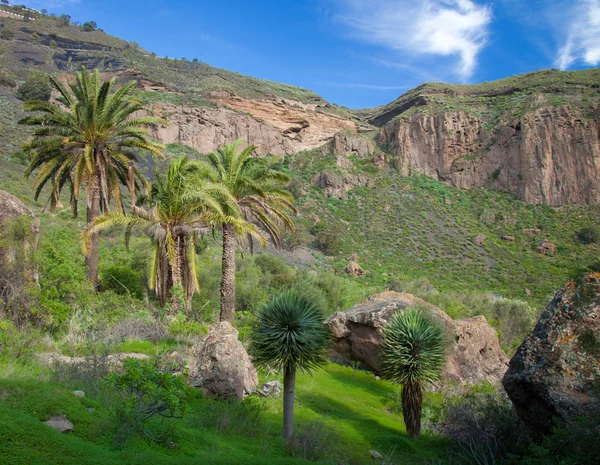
[288,420,342,461]
[381,308,445,386]
[575,226,599,245]
[105,357,189,447]
[249,292,329,373]
[100,264,144,299]
[310,221,341,255]
[16,74,52,102]
[0,28,14,40]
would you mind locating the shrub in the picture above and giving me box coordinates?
[194,396,264,437]
[576,226,599,245]
[105,358,189,447]
[235,261,269,313]
[17,74,52,102]
[99,264,144,299]
[283,223,313,251]
[311,222,341,255]
[0,71,16,88]
[288,421,341,461]
[0,28,14,40]
[167,313,208,339]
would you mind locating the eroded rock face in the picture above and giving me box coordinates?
[188,322,258,399]
[345,261,366,277]
[378,106,600,206]
[311,172,373,199]
[503,273,600,443]
[148,94,358,157]
[0,190,40,284]
[327,291,508,386]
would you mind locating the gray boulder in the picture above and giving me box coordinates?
[503,273,600,442]
[188,322,258,399]
[45,415,73,433]
[327,291,508,386]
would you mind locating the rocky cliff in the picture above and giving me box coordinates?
[378,106,600,206]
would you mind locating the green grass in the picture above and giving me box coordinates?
[0,359,448,464]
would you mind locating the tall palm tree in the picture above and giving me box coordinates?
[249,292,329,441]
[380,307,446,439]
[20,67,164,286]
[83,156,259,310]
[207,140,296,322]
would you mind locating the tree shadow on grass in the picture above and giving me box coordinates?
[325,365,396,399]
[296,391,448,461]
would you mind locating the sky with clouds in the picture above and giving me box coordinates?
[25,0,600,108]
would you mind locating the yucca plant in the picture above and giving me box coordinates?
[20,67,164,286]
[206,140,296,323]
[380,307,445,439]
[249,292,329,441]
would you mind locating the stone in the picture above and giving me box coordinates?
[536,239,556,255]
[45,415,73,433]
[502,235,516,241]
[326,292,508,386]
[370,450,383,459]
[259,381,282,398]
[346,252,360,263]
[345,261,366,277]
[503,273,600,443]
[473,233,487,246]
[188,322,258,400]
[0,190,40,284]
[72,390,85,398]
[311,172,372,199]
[524,288,533,297]
[523,228,542,235]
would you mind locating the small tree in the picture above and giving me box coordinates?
[0,28,15,40]
[16,74,51,101]
[82,21,97,32]
[380,307,445,439]
[249,293,329,441]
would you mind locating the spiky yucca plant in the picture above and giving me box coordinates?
[249,293,329,441]
[20,67,164,285]
[381,307,445,439]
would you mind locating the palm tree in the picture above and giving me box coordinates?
[20,67,164,286]
[249,292,329,441]
[83,156,259,310]
[206,140,296,322]
[380,307,445,439]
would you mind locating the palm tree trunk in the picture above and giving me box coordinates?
[219,223,236,322]
[402,381,423,439]
[283,363,296,442]
[85,178,100,287]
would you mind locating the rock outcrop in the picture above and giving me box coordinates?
[327,292,508,386]
[45,415,74,433]
[345,261,366,277]
[188,322,258,399]
[503,273,600,443]
[311,172,373,199]
[0,190,40,284]
[378,106,600,206]
[148,94,358,157]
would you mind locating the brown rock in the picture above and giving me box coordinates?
[377,106,600,206]
[503,274,600,442]
[523,228,542,235]
[311,172,372,199]
[0,190,40,284]
[328,131,374,158]
[536,239,556,255]
[502,235,516,241]
[188,322,258,399]
[345,261,366,277]
[326,292,508,386]
[524,288,533,297]
[473,233,487,246]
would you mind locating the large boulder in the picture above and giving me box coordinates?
[0,190,40,284]
[188,322,258,400]
[327,291,508,386]
[503,273,600,443]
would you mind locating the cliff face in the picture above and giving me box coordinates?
[378,106,600,206]
[148,95,358,156]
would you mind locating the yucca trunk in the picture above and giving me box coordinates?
[85,177,100,287]
[219,222,236,322]
[402,381,423,439]
[283,363,296,442]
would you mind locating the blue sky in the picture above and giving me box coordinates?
[25,0,600,109]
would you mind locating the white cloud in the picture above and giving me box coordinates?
[556,0,600,69]
[334,0,492,81]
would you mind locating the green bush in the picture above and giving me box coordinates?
[105,358,189,447]
[167,314,208,338]
[100,264,144,299]
[576,226,599,244]
[0,28,14,40]
[235,261,269,313]
[17,74,52,102]
[311,222,341,255]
